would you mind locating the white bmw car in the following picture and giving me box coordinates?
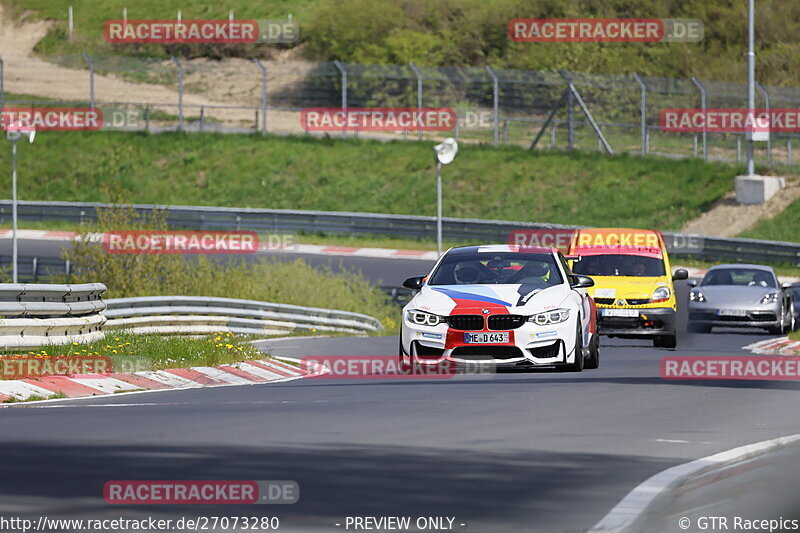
[400,245,599,372]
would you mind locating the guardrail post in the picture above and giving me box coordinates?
[252,58,268,137]
[755,81,771,164]
[454,115,459,140]
[567,88,574,149]
[0,57,4,113]
[632,72,647,155]
[789,139,793,166]
[171,56,184,131]
[199,106,204,133]
[145,104,150,132]
[31,256,38,282]
[82,53,95,109]
[408,63,424,141]
[550,122,556,147]
[690,77,707,160]
[486,66,499,147]
[502,120,508,144]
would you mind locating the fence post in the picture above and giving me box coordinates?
[690,77,707,160]
[486,66,499,147]
[0,57,4,113]
[171,56,183,131]
[82,53,95,109]
[333,60,347,138]
[632,72,647,155]
[567,88,574,150]
[252,58,268,137]
[789,139,793,166]
[68,6,74,37]
[502,120,508,144]
[408,63,424,141]
[550,122,556,147]
[145,104,150,132]
[199,106,204,133]
[454,115,459,140]
[755,81,771,164]
[737,135,742,162]
[559,69,612,154]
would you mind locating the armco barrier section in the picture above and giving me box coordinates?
[103,296,383,336]
[0,283,107,348]
[2,201,799,264]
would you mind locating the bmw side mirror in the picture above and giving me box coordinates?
[571,275,594,288]
[673,269,689,281]
[403,276,425,290]
[687,279,698,287]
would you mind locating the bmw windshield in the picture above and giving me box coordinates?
[428,252,563,287]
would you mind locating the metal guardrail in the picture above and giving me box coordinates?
[0,283,107,348]
[103,296,383,336]
[2,200,799,265]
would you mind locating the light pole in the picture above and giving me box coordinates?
[432,138,458,257]
[746,0,755,175]
[6,123,35,283]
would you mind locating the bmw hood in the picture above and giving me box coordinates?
[409,284,571,314]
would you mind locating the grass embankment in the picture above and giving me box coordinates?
[790,331,800,341]
[0,132,739,231]
[0,331,265,384]
[739,198,800,244]
[6,0,800,87]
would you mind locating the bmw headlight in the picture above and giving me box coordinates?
[528,309,570,325]
[760,292,780,304]
[689,290,706,302]
[406,310,445,326]
[651,286,671,304]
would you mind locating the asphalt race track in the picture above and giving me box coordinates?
[1,242,799,532]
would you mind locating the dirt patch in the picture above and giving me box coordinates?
[681,176,800,237]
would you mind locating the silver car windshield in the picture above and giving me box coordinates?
[701,268,776,288]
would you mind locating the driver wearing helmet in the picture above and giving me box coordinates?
[514,260,551,285]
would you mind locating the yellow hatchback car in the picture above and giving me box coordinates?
[567,228,688,348]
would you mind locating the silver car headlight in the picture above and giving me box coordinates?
[760,292,780,304]
[528,309,570,325]
[689,290,706,302]
[406,310,445,326]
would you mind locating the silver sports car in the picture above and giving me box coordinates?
[687,264,795,334]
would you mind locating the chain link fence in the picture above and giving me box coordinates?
[2,53,800,168]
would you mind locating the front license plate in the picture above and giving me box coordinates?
[718,309,747,317]
[464,332,509,344]
[602,309,639,318]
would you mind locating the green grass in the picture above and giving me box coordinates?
[2,392,66,403]
[790,331,800,341]
[0,131,742,231]
[4,0,318,58]
[0,331,267,377]
[740,197,800,244]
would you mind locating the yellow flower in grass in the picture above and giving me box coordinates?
[225,344,233,349]
[112,349,117,354]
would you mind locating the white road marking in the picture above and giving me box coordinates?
[589,433,800,532]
